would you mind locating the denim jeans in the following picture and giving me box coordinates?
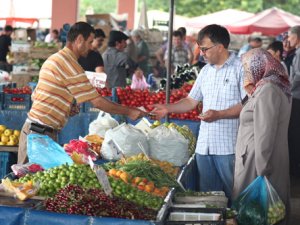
[195,153,235,200]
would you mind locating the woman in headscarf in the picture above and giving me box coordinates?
[232,48,291,224]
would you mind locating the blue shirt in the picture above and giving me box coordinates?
[189,53,245,155]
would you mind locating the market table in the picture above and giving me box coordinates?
[0,205,156,225]
[0,146,18,153]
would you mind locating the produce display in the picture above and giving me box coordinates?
[0,125,20,146]
[159,64,198,90]
[151,121,197,156]
[45,184,157,220]
[118,153,179,178]
[107,160,177,190]
[14,160,165,210]
[2,86,32,95]
[108,175,164,210]
[95,87,112,97]
[33,41,58,48]
[116,83,201,120]
[29,58,45,71]
[1,178,39,201]
[16,163,100,197]
[64,139,99,163]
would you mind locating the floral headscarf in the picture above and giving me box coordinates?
[242,48,291,100]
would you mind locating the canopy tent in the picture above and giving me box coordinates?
[0,17,38,27]
[186,9,254,29]
[0,0,51,28]
[227,7,300,36]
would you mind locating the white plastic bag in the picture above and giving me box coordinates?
[101,123,149,160]
[88,111,119,138]
[148,125,189,166]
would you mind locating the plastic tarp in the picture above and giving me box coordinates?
[227,7,300,36]
[0,206,154,225]
[186,9,254,29]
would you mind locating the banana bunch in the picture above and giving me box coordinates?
[174,125,196,156]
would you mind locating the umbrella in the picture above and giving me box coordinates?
[138,0,149,30]
[227,7,300,36]
[186,9,254,29]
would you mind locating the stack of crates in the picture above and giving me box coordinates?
[0,152,17,179]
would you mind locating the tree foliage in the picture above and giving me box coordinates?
[79,0,300,19]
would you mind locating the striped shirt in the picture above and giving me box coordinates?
[28,47,100,130]
[189,52,245,155]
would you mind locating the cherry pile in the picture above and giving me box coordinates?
[44,184,157,220]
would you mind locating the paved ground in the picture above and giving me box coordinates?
[289,175,300,225]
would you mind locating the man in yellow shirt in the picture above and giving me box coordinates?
[18,22,147,164]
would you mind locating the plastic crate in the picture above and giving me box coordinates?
[3,93,31,111]
[0,152,17,179]
[164,207,227,225]
[83,96,113,113]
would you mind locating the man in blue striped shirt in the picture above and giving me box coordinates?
[153,24,245,201]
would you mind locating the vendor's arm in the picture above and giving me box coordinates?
[200,103,242,122]
[254,84,280,176]
[152,97,199,120]
[90,97,147,120]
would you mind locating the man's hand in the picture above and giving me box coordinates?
[151,104,169,120]
[199,110,220,122]
[127,108,148,121]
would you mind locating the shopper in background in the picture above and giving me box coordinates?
[103,30,137,88]
[238,36,263,57]
[288,25,300,178]
[124,30,138,65]
[155,27,193,69]
[131,67,149,90]
[0,25,13,72]
[233,48,291,225]
[152,24,245,200]
[267,41,288,73]
[283,35,296,76]
[164,30,189,74]
[177,27,194,64]
[18,22,147,164]
[131,29,149,77]
[44,29,59,43]
[78,28,106,73]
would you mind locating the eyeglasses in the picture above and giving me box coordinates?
[198,44,218,53]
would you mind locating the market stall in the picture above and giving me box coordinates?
[227,7,300,35]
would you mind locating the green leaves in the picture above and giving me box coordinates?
[78,0,300,21]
